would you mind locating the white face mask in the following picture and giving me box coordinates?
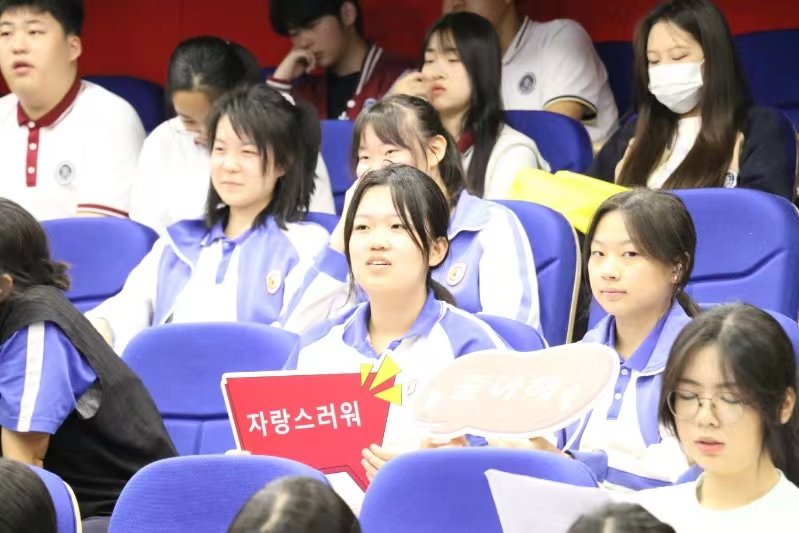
[648,61,704,114]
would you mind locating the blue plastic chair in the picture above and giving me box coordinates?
[360,448,597,533]
[43,218,157,312]
[30,466,80,533]
[122,323,299,455]
[304,211,339,233]
[84,75,165,133]
[108,455,325,533]
[320,119,356,215]
[594,41,635,116]
[494,200,580,346]
[505,110,594,173]
[477,313,547,351]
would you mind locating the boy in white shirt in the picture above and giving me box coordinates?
[0,0,144,220]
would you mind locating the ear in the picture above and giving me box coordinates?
[779,387,796,424]
[67,35,82,63]
[0,274,13,304]
[428,236,449,268]
[340,1,358,29]
[426,134,448,173]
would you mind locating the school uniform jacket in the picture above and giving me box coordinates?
[282,190,540,333]
[267,44,410,120]
[562,302,692,490]
[88,217,329,354]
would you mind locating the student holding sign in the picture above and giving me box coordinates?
[88,84,330,354]
[636,304,799,531]
[284,94,540,333]
[284,164,507,479]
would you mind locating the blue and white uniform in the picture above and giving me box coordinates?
[562,302,691,491]
[283,190,540,332]
[284,291,508,448]
[0,322,96,434]
[88,217,329,354]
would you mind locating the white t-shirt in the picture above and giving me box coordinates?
[0,79,145,220]
[462,123,550,199]
[502,18,618,144]
[636,472,799,532]
[130,117,336,233]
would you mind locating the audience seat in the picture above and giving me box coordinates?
[320,119,356,215]
[122,323,299,455]
[360,448,597,533]
[594,41,635,116]
[495,200,580,346]
[43,217,157,312]
[505,110,594,174]
[108,455,325,533]
[84,75,165,133]
[30,466,80,533]
[477,313,547,351]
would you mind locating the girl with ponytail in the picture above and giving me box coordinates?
[284,164,508,480]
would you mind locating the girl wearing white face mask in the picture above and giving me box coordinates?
[590,0,795,201]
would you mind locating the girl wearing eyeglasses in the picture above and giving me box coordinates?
[636,303,799,530]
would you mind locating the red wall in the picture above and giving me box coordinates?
[78,0,799,85]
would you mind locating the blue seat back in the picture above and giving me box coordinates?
[594,41,635,116]
[84,75,165,133]
[360,448,597,533]
[494,200,580,346]
[122,323,299,455]
[320,119,356,215]
[477,313,547,351]
[30,466,79,533]
[505,110,594,173]
[43,218,157,312]
[108,455,325,533]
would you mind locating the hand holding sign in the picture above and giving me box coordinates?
[411,343,618,439]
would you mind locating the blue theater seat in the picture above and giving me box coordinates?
[505,110,594,173]
[30,466,80,533]
[595,41,635,115]
[84,75,165,133]
[477,313,547,351]
[320,119,356,215]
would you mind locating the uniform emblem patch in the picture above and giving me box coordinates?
[446,263,467,286]
[518,73,536,95]
[54,161,76,186]
[266,270,282,294]
[723,171,738,188]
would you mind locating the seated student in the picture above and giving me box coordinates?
[283,94,540,332]
[130,37,334,233]
[0,199,176,530]
[0,0,145,220]
[590,0,795,201]
[391,12,548,199]
[443,0,618,145]
[568,503,675,533]
[636,304,799,531]
[0,459,57,533]
[88,84,330,354]
[267,0,409,120]
[491,189,697,490]
[284,165,507,478]
[228,476,360,533]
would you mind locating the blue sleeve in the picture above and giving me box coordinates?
[0,322,97,434]
[567,449,609,482]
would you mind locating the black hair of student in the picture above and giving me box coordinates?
[659,303,799,485]
[0,0,83,35]
[0,459,57,533]
[582,189,700,317]
[618,0,752,189]
[0,198,69,295]
[227,476,360,533]
[204,83,320,230]
[351,94,466,206]
[568,503,675,533]
[165,36,261,113]
[343,164,455,305]
[421,12,504,197]
[269,0,363,38]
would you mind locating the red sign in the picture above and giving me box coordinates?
[222,370,395,490]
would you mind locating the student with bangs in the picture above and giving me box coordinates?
[88,84,330,354]
[282,94,540,334]
[636,304,799,530]
[591,0,795,200]
[391,11,548,199]
[284,164,507,479]
[130,36,334,233]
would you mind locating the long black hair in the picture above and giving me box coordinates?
[343,164,455,305]
[0,459,57,533]
[422,12,504,197]
[204,83,320,229]
[618,0,752,189]
[659,303,799,485]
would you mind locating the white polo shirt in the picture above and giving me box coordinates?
[130,117,336,233]
[0,79,145,220]
[502,17,618,144]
